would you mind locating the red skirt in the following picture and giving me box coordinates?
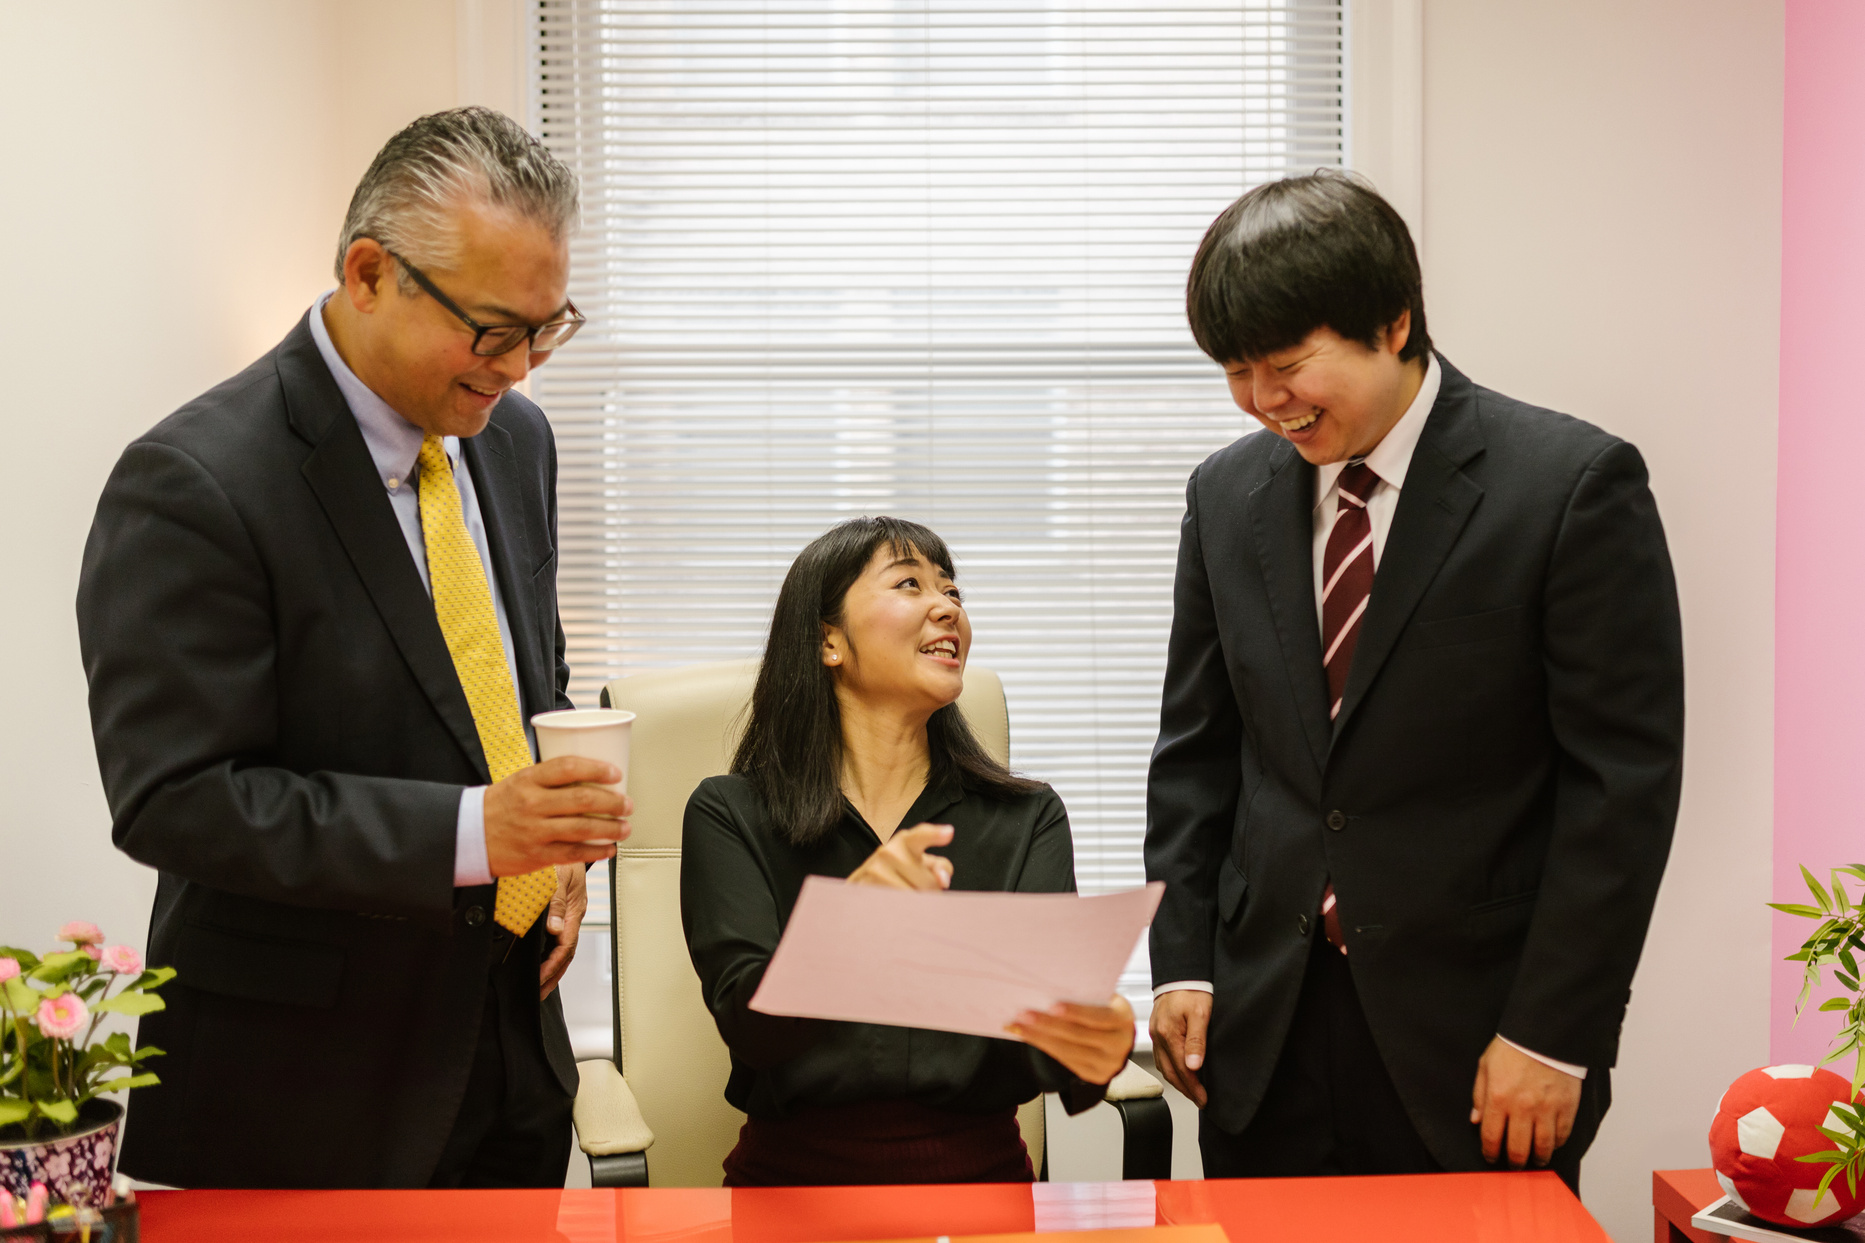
[722,1097,1034,1187]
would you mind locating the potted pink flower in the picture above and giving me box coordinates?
[0,923,172,1208]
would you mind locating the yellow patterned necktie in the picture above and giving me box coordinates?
[417,435,557,937]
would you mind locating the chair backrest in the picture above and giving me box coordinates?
[603,658,1038,1187]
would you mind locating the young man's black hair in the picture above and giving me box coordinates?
[1185,169,1431,365]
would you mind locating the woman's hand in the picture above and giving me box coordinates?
[1007,993,1136,1086]
[846,823,955,890]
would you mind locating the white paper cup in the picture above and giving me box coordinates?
[531,708,635,797]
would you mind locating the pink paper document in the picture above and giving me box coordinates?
[749,878,1165,1039]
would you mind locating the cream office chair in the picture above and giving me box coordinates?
[570,659,1169,1187]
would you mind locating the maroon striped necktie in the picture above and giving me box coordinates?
[1317,460,1381,953]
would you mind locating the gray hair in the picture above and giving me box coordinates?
[334,106,579,289]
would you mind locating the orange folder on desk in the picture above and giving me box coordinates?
[846,1223,1228,1243]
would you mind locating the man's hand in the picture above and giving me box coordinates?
[846,824,955,890]
[484,756,633,877]
[1471,1036,1582,1168]
[1150,988,1211,1108]
[1008,994,1136,1086]
[539,864,587,999]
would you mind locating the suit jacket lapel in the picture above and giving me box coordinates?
[1248,437,1332,774]
[461,417,552,720]
[279,320,492,782]
[1330,359,1487,747]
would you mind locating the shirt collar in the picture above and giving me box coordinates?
[1314,352,1443,509]
[840,773,968,843]
[307,291,458,492]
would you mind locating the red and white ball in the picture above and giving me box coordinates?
[1709,1064,1864,1227]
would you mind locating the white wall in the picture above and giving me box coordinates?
[1419,3,1783,1238]
[0,0,459,955]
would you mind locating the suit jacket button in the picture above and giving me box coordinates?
[464,906,486,927]
[1326,810,1347,831]
[1297,914,1311,936]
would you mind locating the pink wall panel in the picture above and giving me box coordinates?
[1774,0,1865,1065]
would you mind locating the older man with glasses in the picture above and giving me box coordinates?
[77,107,625,1189]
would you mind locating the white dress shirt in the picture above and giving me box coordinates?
[308,291,525,888]
[1153,355,1585,1081]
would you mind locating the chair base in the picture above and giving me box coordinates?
[588,1152,650,1188]
[1111,1096,1173,1180]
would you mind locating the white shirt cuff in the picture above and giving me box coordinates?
[1153,980,1214,999]
[453,786,493,887]
[1499,1034,1587,1080]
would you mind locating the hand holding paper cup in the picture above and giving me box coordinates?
[483,710,636,875]
[530,708,635,799]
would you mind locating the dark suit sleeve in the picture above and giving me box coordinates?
[1497,440,1684,1068]
[1011,789,1113,1113]
[78,441,460,919]
[680,780,829,1067]
[1144,464,1247,985]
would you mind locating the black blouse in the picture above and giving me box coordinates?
[681,773,1109,1120]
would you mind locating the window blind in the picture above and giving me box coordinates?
[532,0,1344,996]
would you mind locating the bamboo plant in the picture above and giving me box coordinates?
[1772,864,1865,1207]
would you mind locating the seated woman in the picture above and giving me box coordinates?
[682,516,1136,1187]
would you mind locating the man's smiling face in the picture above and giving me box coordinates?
[1223,315,1420,466]
[335,196,571,440]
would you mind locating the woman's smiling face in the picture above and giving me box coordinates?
[823,543,970,716]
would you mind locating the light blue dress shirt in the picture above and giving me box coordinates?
[308,292,528,888]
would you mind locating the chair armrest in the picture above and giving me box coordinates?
[1106,1061,1171,1179]
[573,1058,655,1155]
[1106,1060,1165,1101]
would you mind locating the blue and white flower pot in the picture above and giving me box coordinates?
[0,1101,123,1209]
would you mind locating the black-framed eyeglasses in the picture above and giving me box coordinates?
[383,247,585,356]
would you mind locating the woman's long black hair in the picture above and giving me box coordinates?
[732,516,1041,847]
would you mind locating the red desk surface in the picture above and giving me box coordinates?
[139,1173,1608,1243]
[1651,1169,1734,1243]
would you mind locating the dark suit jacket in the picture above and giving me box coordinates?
[76,315,577,1188]
[1144,357,1684,1169]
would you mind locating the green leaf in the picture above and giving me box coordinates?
[0,1099,29,1126]
[1820,998,1853,1012]
[102,1032,132,1058]
[91,991,164,1017]
[1799,1149,1846,1164]
[131,1045,165,1063]
[88,1073,159,1095]
[36,1098,77,1125]
[121,967,175,993]
[0,949,42,972]
[1772,903,1827,918]
[3,978,37,1011]
[1809,865,1836,912]
[1838,865,1865,884]
[28,952,92,986]
[1838,972,1860,992]
[1840,880,1854,916]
